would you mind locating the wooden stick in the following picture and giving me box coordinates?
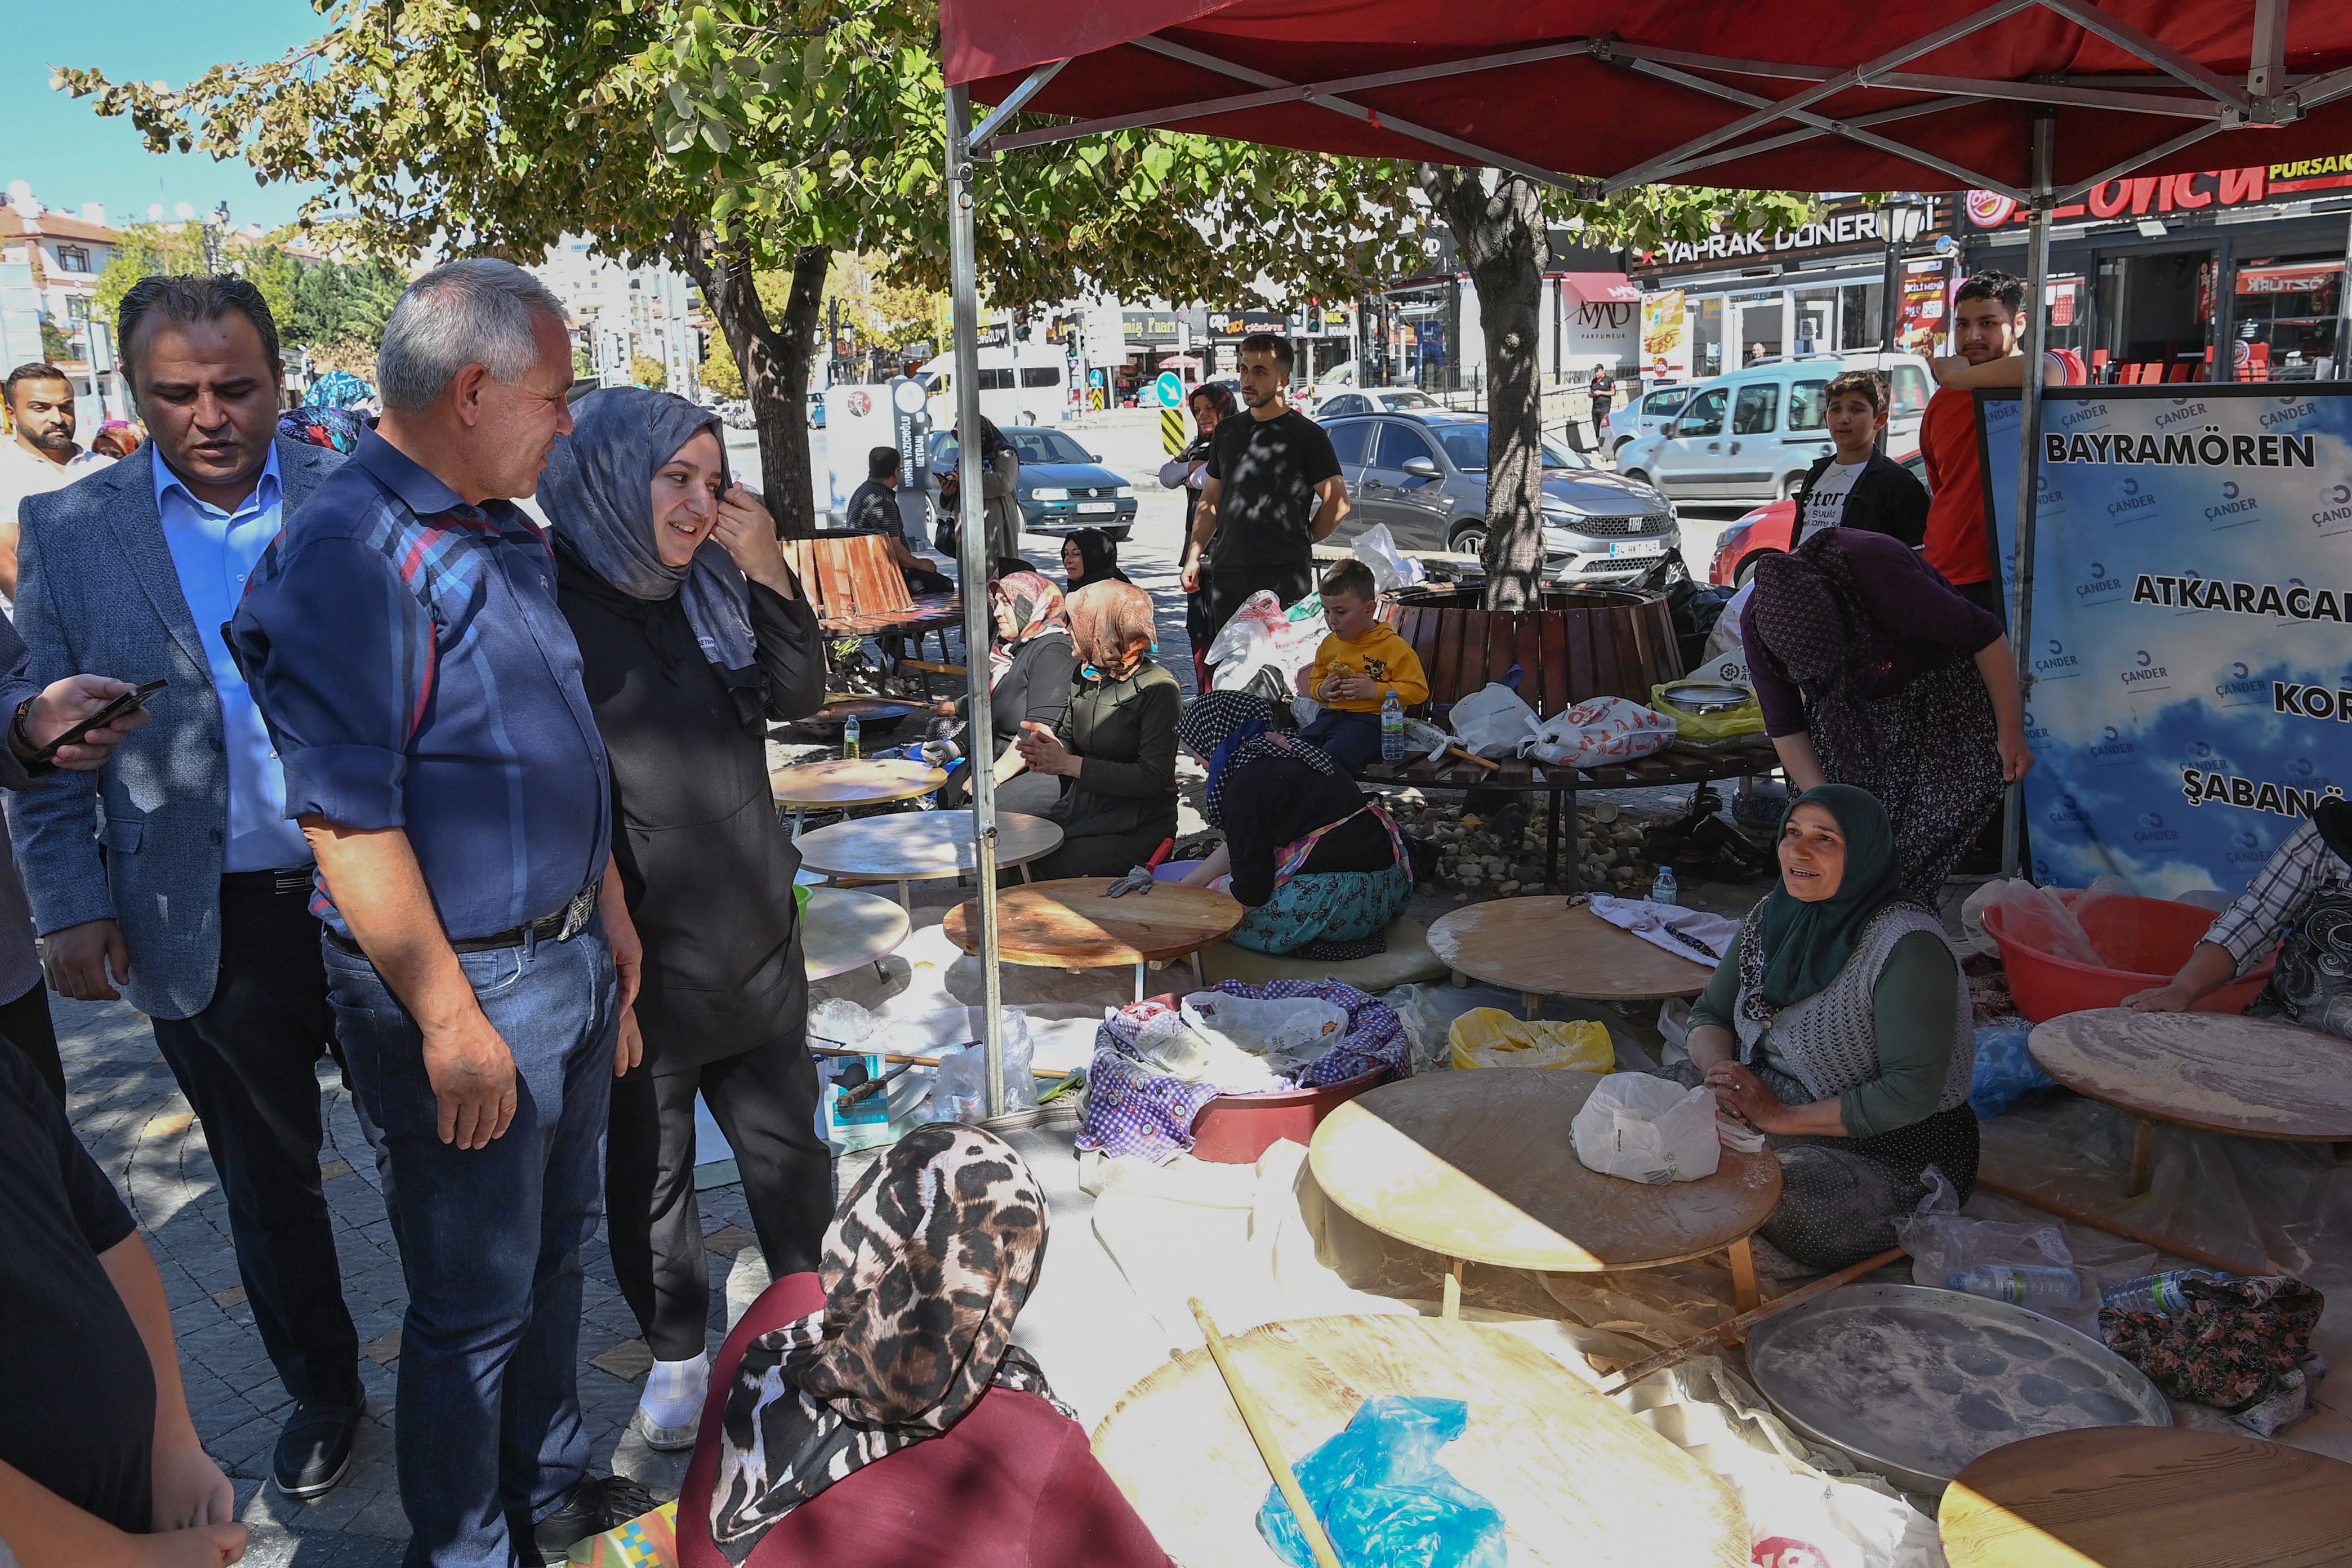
[1594,1246,1905,1397]
[1972,1176,2277,1277]
[1445,744,1503,772]
[896,657,968,676]
[808,1043,1065,1081]
[1188,1298,1343,1568]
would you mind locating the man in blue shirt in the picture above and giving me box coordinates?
[11,276,373,1503]
[233,259,645,1568]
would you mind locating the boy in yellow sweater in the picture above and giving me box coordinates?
[1293,558,1429,770]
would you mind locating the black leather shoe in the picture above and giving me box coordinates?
[273,1401,362,1498]
[533,1475,663,1564]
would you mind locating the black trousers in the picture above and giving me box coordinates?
[1953,576,2007,626]
[150,871,364,1413]
[1201,562,1316,650]
[0,979,62,1103]
[606,1038,830,1361]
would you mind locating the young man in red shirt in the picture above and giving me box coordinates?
[1917,270,2083,620]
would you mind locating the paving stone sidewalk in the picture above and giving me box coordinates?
[55,991,778,1566]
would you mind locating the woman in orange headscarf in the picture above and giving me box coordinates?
[1014,581,1180,878]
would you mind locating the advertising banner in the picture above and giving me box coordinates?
[1642,289,1690,381]
[1896,260,1951,358]
[1980,385,2352,896]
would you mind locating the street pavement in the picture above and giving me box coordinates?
[48,406,1739,1563]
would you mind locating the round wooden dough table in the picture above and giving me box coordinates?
[2029,1008,2352,1196]
[769,758,946,834]
[1428,895,1715,1019]
[791,810,1062,908]
[1093,1313,1748,1568]
[1940,1425,2352,1567]
[798,887,910,982]
[1310,1067,1781,1315]
[943,877,1245,1002]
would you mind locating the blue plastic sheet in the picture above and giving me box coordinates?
[1257,1396,1507,1568]
[1968,1021,2058,1121]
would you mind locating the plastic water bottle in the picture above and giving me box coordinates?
[1649,866,1679,905]
[841,712,861,761]
[2101,1268,2230,1316]
[1380,689,1405,761]
[1947,1264,2083,1308]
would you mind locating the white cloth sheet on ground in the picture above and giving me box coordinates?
[1587,893,1740,966]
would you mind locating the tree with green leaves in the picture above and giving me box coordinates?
[701,333,745,399]
[1420,170,1814,606]
[58,0,1420,536]
[630,353,669,391]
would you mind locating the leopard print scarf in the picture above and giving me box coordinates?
[707,1125,1064,1562]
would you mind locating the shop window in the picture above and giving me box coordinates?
[1731,383,1780,435]
[1788,380,1829,431]
[1676,386,1727,436]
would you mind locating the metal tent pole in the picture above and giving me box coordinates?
[946,83,1006,1115]
[2003,112,2055,880]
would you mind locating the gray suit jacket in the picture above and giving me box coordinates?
[10,439,344,1019]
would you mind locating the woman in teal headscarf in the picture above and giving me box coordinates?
[1670,784,1977,1273]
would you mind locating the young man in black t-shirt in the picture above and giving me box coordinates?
[0,1045,247,1566]
[1181,332,1347,647]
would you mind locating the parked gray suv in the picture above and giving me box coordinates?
[1322,412,1678,585]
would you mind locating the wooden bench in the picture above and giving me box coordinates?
[1379,586,1682,719]
[781,532,962,639]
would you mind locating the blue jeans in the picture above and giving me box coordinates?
[1296,708,1383,770]
[323,924,617,1568]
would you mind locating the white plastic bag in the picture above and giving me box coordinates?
[1891,1167,2073,1289]
[933,1013,1036,1122]
[1206,589,1326,696]
[1446,681,1539,758]
[1349,522,1427,592]
[1522,696,1676,768]
[1572,1072,1722,1184]
[1179,991,1347,1075]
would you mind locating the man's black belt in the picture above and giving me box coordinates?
[324,882,599,957]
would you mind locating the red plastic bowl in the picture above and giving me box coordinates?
[1981,890,2273,1023]
[1187,1067,1395,1164]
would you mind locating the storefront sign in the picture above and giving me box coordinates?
[1205,308,1289,340]
[1122,309,1183,344]
[1642,289,1691,381]
[1968,151,2352,229]
[1979,386,2352,894]
[1641,204,1946,269]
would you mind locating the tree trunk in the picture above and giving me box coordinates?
[1422,166,1549,611]
[673,226,828,538]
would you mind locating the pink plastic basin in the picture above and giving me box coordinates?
[1981,890,2274,1023]
[1187,1068,1394,1164]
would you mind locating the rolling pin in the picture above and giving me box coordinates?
[1188,1299,1343,1568]
[1594,1246,1906,1397]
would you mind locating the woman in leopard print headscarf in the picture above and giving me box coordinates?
[702,1125,1066,1564]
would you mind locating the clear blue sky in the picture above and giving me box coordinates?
[2,1,332,231]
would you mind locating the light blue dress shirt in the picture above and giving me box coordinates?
[155,447,313,872]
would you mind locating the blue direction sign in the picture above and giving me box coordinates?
[1155,369,1185,408]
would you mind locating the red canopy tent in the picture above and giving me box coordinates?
[932,2,2352,1109]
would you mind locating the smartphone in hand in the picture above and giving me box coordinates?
[32,679,166,765]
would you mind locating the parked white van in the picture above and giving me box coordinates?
[1612,351,1933,503]
[915,348,1068,429]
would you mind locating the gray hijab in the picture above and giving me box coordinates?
[542,387,757,671]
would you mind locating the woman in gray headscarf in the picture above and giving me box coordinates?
[542,387,830,1453]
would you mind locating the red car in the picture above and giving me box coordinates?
[1708,449,1932,586]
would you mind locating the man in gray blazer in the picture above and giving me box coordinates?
[12,276,369,1502]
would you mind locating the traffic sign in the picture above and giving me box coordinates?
[1155,370,1184,408]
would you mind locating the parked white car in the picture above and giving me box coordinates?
[1606,384,1696,457]
[1612,352,1934,504]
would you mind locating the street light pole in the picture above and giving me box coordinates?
[2003,114,2056,881]
[1873,193,1922,457]
[945,84,1006,1116]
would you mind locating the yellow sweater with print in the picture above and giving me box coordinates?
[1310,622,1429,713]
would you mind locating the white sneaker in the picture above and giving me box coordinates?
[633,1352,709,1451]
